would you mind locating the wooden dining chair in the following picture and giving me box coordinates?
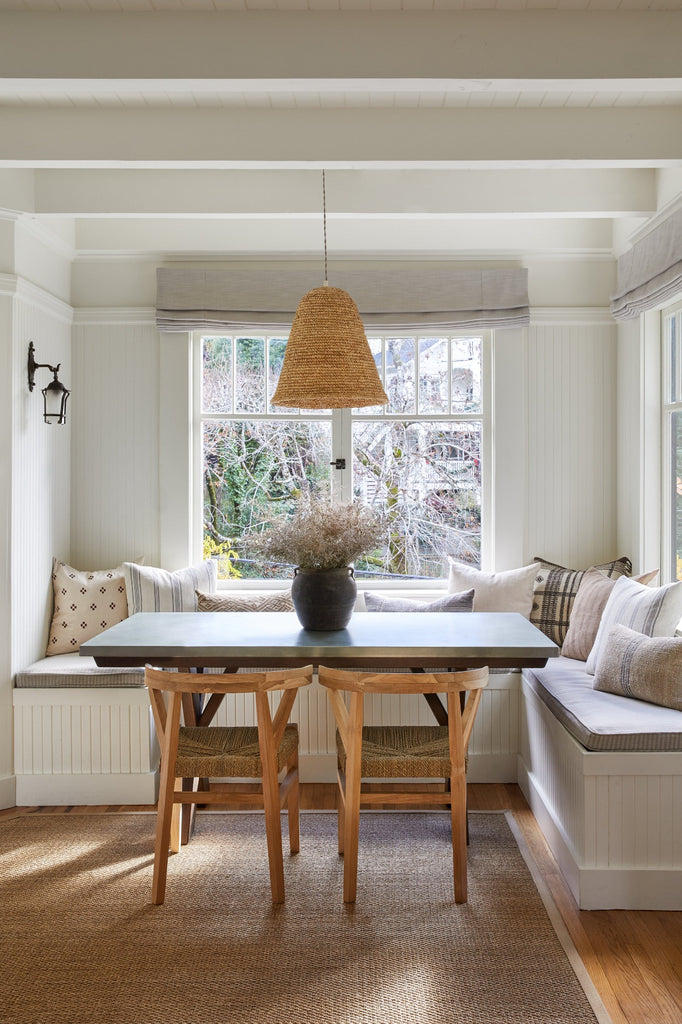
[317,664,489,904]
[145,663,313,905]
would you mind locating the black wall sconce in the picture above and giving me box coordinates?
[27,342,70,425]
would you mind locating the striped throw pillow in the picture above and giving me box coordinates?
[123,561,217,614]
[585,575,682,674]
[593,624,682,711]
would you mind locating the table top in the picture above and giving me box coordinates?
[80,611,559,669]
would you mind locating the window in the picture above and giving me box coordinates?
[196,331,489,584]
[664,303,682,581]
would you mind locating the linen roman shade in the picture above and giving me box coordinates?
[610,208,682,321]
[156,264,529,332]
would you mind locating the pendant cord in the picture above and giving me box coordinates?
[322,169,328,286]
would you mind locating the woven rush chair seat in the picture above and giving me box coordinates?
[177,724,299,779]
[319,664,489,905]
[336,725,459,779]
[145,663,313,906]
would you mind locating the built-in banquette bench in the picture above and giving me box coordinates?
[519,656,682,911]
[11,556,682,910]
[13,653,155,806]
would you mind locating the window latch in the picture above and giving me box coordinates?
[330,458,346,470]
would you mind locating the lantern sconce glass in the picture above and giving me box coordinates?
[27,342,70,425]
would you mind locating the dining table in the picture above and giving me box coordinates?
[80,609,558,671]
[81,609,558,725]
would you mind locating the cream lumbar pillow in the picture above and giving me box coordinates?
[593,623,682,711]
[123,561,218,614]
[447,560,540,618]
[47,559,129,655]
[585,575,682,674]
[196,590,294,613]
[365,590,474,613]
[562,566,659,662]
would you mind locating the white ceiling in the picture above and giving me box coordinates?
[0,8,681,264]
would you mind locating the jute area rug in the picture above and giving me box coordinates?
[0,811,612,1024]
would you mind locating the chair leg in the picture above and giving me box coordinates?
[337,769,346,855]
[152,692,182,906]
[256,692,286,904]
[287,749,300,856]
[448,692,468,904]
[170,779,182,854]
[343,693,364,904]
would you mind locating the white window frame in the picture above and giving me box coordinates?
[662,300,682,583]
[192,330,492,591]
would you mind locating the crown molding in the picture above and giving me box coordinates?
[0,273,73,324]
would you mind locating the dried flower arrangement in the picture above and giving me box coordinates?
[253,499,383,572]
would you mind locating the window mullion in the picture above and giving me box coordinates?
[331,408,352,505]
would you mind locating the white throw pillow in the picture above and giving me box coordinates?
[47,559,129,655]
[585,575,682,674]
[123,561,217,614]
[364,589,474,613]
[447,559,540,617]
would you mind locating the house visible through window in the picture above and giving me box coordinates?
[197,331,488,583]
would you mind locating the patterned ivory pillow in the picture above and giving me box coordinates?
[196,590,294,612]
[585,575,682,674]
[447,560,539,617]
[593,624,682,711]
[365,590,474,613]
[562,566,659,662]
[530,556,632,647]
[123,561,217,614]
[47,559,129,655]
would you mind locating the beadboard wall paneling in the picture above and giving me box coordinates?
[526,322,618,568]
[71,322,161,569]
[0,293,13,793]
[11,291,71,675]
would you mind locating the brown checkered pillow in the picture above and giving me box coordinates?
[530,556,632,647]
[47,559,129,655]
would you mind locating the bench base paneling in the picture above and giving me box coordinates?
[518,674,682,910]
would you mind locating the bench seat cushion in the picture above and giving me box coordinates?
[14,653,145,689]
[522,656,682,752]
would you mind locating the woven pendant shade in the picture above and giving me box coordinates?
[271,284,389,409]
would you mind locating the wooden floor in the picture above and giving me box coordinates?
[2,782,681,1024]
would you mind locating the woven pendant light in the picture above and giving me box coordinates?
[271,173,389,410]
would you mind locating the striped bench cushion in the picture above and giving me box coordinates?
[14,653,145,689]
[522,656,682,752]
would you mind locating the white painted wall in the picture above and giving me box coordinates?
[0,218,72,808]
[70,314,161,570]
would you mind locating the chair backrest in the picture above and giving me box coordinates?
[318,665,488,759]
[317,665,488,695]
[145,664,314,741]
[145,664,314,696]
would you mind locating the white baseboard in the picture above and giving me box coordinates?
[0,774,16,810]
[15,770,159,807]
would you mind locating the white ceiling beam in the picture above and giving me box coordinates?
[1,106,681,166]
[31,168,656,218]
[71,214,615,257]
[1,12,681,82]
